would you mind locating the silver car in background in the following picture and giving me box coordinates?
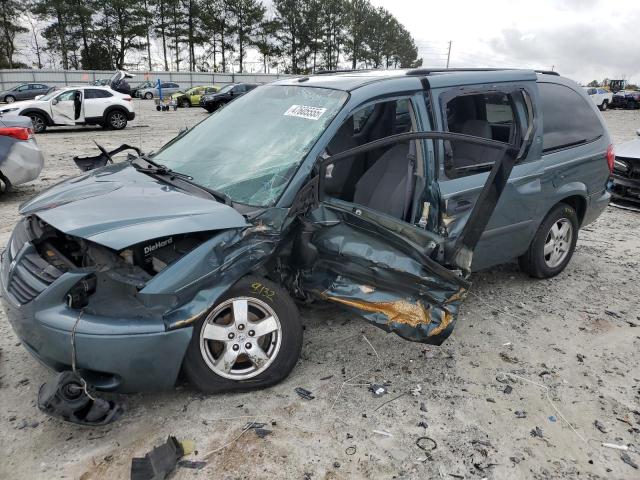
[0,116,44,191]
[137,81,182,99]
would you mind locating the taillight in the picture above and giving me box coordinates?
[606,144,615,173]
[0,126,33,141]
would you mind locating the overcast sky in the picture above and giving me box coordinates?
[371,0,640,84]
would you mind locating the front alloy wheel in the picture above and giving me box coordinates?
[181,99,191,108]
[5,95,15,103]
[29,114,46,133]
[184,276,302,393]
[200,298,282,380]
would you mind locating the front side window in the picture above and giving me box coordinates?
[322,98,421,221]
[17,85,29,91]
[442,91,517,178]
[153,85,348,206]
[539,82,604,153]
[56,90,78,102]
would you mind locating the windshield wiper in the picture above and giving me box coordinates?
[132,155,233,205]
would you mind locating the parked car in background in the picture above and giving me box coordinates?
[90,79,110,86]
[172,85,219,108]
[0,84,51,104]
[584,87,613,110]
[0,86,135,133]
[131,80,155,98]
[610,90,640,109]
[610,128,640,210]
[0,115,44,191]
[138,82,182,99]
[0,69,612,394]
[199,83,259,112]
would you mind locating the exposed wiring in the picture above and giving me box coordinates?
[70,309,95,401]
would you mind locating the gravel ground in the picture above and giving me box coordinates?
[1,101,639,480]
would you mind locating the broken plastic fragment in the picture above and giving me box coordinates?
[37,371,123,426]
[131,436,184,480]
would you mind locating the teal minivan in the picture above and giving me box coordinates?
[1,68,612,398]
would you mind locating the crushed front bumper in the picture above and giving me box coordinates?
[0,138,44,187]
[610,159,640,209]
[0,243,192,393]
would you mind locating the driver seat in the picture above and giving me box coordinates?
[353,143,411,219]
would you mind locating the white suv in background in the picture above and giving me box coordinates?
[0,86,135,133]
[584,86,613,111]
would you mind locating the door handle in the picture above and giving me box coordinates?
[452,200,472,213]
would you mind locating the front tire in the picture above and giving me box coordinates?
[29,113,47,133]
[106,110,128,130]
[519,203,579,278]
[5,95,15,103]
[183,276,303,394]
[144,92,153,100]
[600,100,608,111]
[181,99,191,108]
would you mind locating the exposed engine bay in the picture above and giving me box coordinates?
[25,216,211,313]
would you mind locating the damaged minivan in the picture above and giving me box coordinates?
[1,69,612,395]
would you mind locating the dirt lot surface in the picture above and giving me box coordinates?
[1,101,639,480]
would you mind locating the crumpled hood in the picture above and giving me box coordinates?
[19,163,249,250]
[616,138,640,160]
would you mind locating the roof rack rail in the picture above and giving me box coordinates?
[314,68,375,75]
[405,67,560,76]
[534,70,560,76]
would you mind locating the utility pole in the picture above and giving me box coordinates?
[446,41,452,68]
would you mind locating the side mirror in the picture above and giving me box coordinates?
[229,91,234,96]
[51,99,58,105]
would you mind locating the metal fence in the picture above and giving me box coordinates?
[0,69,292,90]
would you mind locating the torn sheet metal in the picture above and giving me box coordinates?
[299,204,469,344]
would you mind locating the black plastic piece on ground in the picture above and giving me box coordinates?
[37,371,123,426]
[131,436,184,480]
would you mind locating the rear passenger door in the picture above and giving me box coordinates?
[434,83,542,270]
[83,89,113,119]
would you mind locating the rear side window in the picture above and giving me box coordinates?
[84,89,113,99]
[539,83,603,153]
[441,91,517,179]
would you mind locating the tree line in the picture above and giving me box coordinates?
[0,0,422,74]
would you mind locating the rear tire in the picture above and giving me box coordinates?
[183,275,303,394]
[519,203,579,278]
[106,110,128,130]
[29,113,47,133]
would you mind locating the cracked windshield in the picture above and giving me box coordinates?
[153,85,348,206]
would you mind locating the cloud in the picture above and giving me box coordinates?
[487,12,640,83]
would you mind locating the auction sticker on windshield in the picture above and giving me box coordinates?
[284,105,327,120]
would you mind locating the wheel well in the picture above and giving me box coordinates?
[20,108,52,125]
[557,195,587,226]
[103,106,128,120]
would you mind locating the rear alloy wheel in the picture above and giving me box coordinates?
[184,276,302,393]
[519,203,579,278]
[5,95,15,103]
[106,110,127,130]
[144,92,153,100]
[29,113,47,133]
[181,99,191,108]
